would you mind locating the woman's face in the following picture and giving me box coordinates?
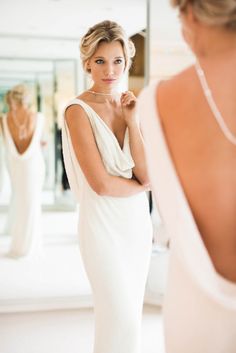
[87,40,126,90]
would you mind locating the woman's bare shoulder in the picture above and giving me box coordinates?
[157,65,196,108]
[64,99,92,131]
[65,103,87,122]
[65,92,89,115]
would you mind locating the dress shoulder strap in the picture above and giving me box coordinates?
[64,98,95,117]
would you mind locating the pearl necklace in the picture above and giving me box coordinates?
[195,61,236,146]
[11,110,28,140]
[87,90,120,97]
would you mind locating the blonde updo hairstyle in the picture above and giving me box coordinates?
[171,0,236,30]
[6,84,31,107]
[80,20,136,73]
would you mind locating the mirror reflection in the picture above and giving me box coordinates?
[0,58,77,210]
[0,83,46,258]
[0,0,178,353]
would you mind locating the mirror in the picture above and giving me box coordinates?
[0,0,149,313]
[0,58,78,211]
[0,0,148,212]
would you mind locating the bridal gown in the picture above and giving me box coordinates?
[0,134,4,193]
[138,83,236,353]
[2,113,45,258]
[62,99,152,353]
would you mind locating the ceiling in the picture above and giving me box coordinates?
[0,0,147,59]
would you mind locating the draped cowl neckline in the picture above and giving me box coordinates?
[61,98,135,202]
[74,99,127,151]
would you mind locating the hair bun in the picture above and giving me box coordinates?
[171,0,236,29]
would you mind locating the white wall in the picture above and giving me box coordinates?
[149,0,194,81]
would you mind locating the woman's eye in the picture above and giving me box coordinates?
[95,59,104,64]
[115,59,123,64]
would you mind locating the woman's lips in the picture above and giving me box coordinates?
[102,79,116,83]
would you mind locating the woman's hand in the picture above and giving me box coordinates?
[120,91,149,186]
[120,91,138,127]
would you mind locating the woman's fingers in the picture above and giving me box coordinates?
[121,91,136,107]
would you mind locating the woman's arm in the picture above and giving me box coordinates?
[121,92,149,185]
[65,104,147,197]
[0,116,3,136]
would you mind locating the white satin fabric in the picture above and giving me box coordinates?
[138,82,236,353]
[2,113,45,258]
[62,99,152,353]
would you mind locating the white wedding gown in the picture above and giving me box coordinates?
[0,134,4,193]
[138,82,236,353]
[62,99,152,353]
[2,113,45,258]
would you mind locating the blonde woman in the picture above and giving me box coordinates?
[1,85,45,258]
[62,21,152,353]
[138,0,236,352]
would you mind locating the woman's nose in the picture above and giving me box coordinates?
[104,64,114,76]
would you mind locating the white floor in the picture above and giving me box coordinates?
[0,209,166,353]
[0,209,93,312]
[0,305,165,353]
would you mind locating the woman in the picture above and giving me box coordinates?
[138,1,236,352]
[62,21,152,353]
[1,84,45,258]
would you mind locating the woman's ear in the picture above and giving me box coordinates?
[86,60,91,71]
[185,4,199,27]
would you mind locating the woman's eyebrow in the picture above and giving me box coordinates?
[94,56,124,59]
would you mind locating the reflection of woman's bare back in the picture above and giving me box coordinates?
[6,109,36,155]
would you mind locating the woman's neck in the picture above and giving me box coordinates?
[10,103,27,113]
[87,86,121,103]
[195,26,236,59]
[196,48,236,76]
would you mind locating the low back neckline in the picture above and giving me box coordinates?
[139,81,236,308]
[3,113,39,157]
